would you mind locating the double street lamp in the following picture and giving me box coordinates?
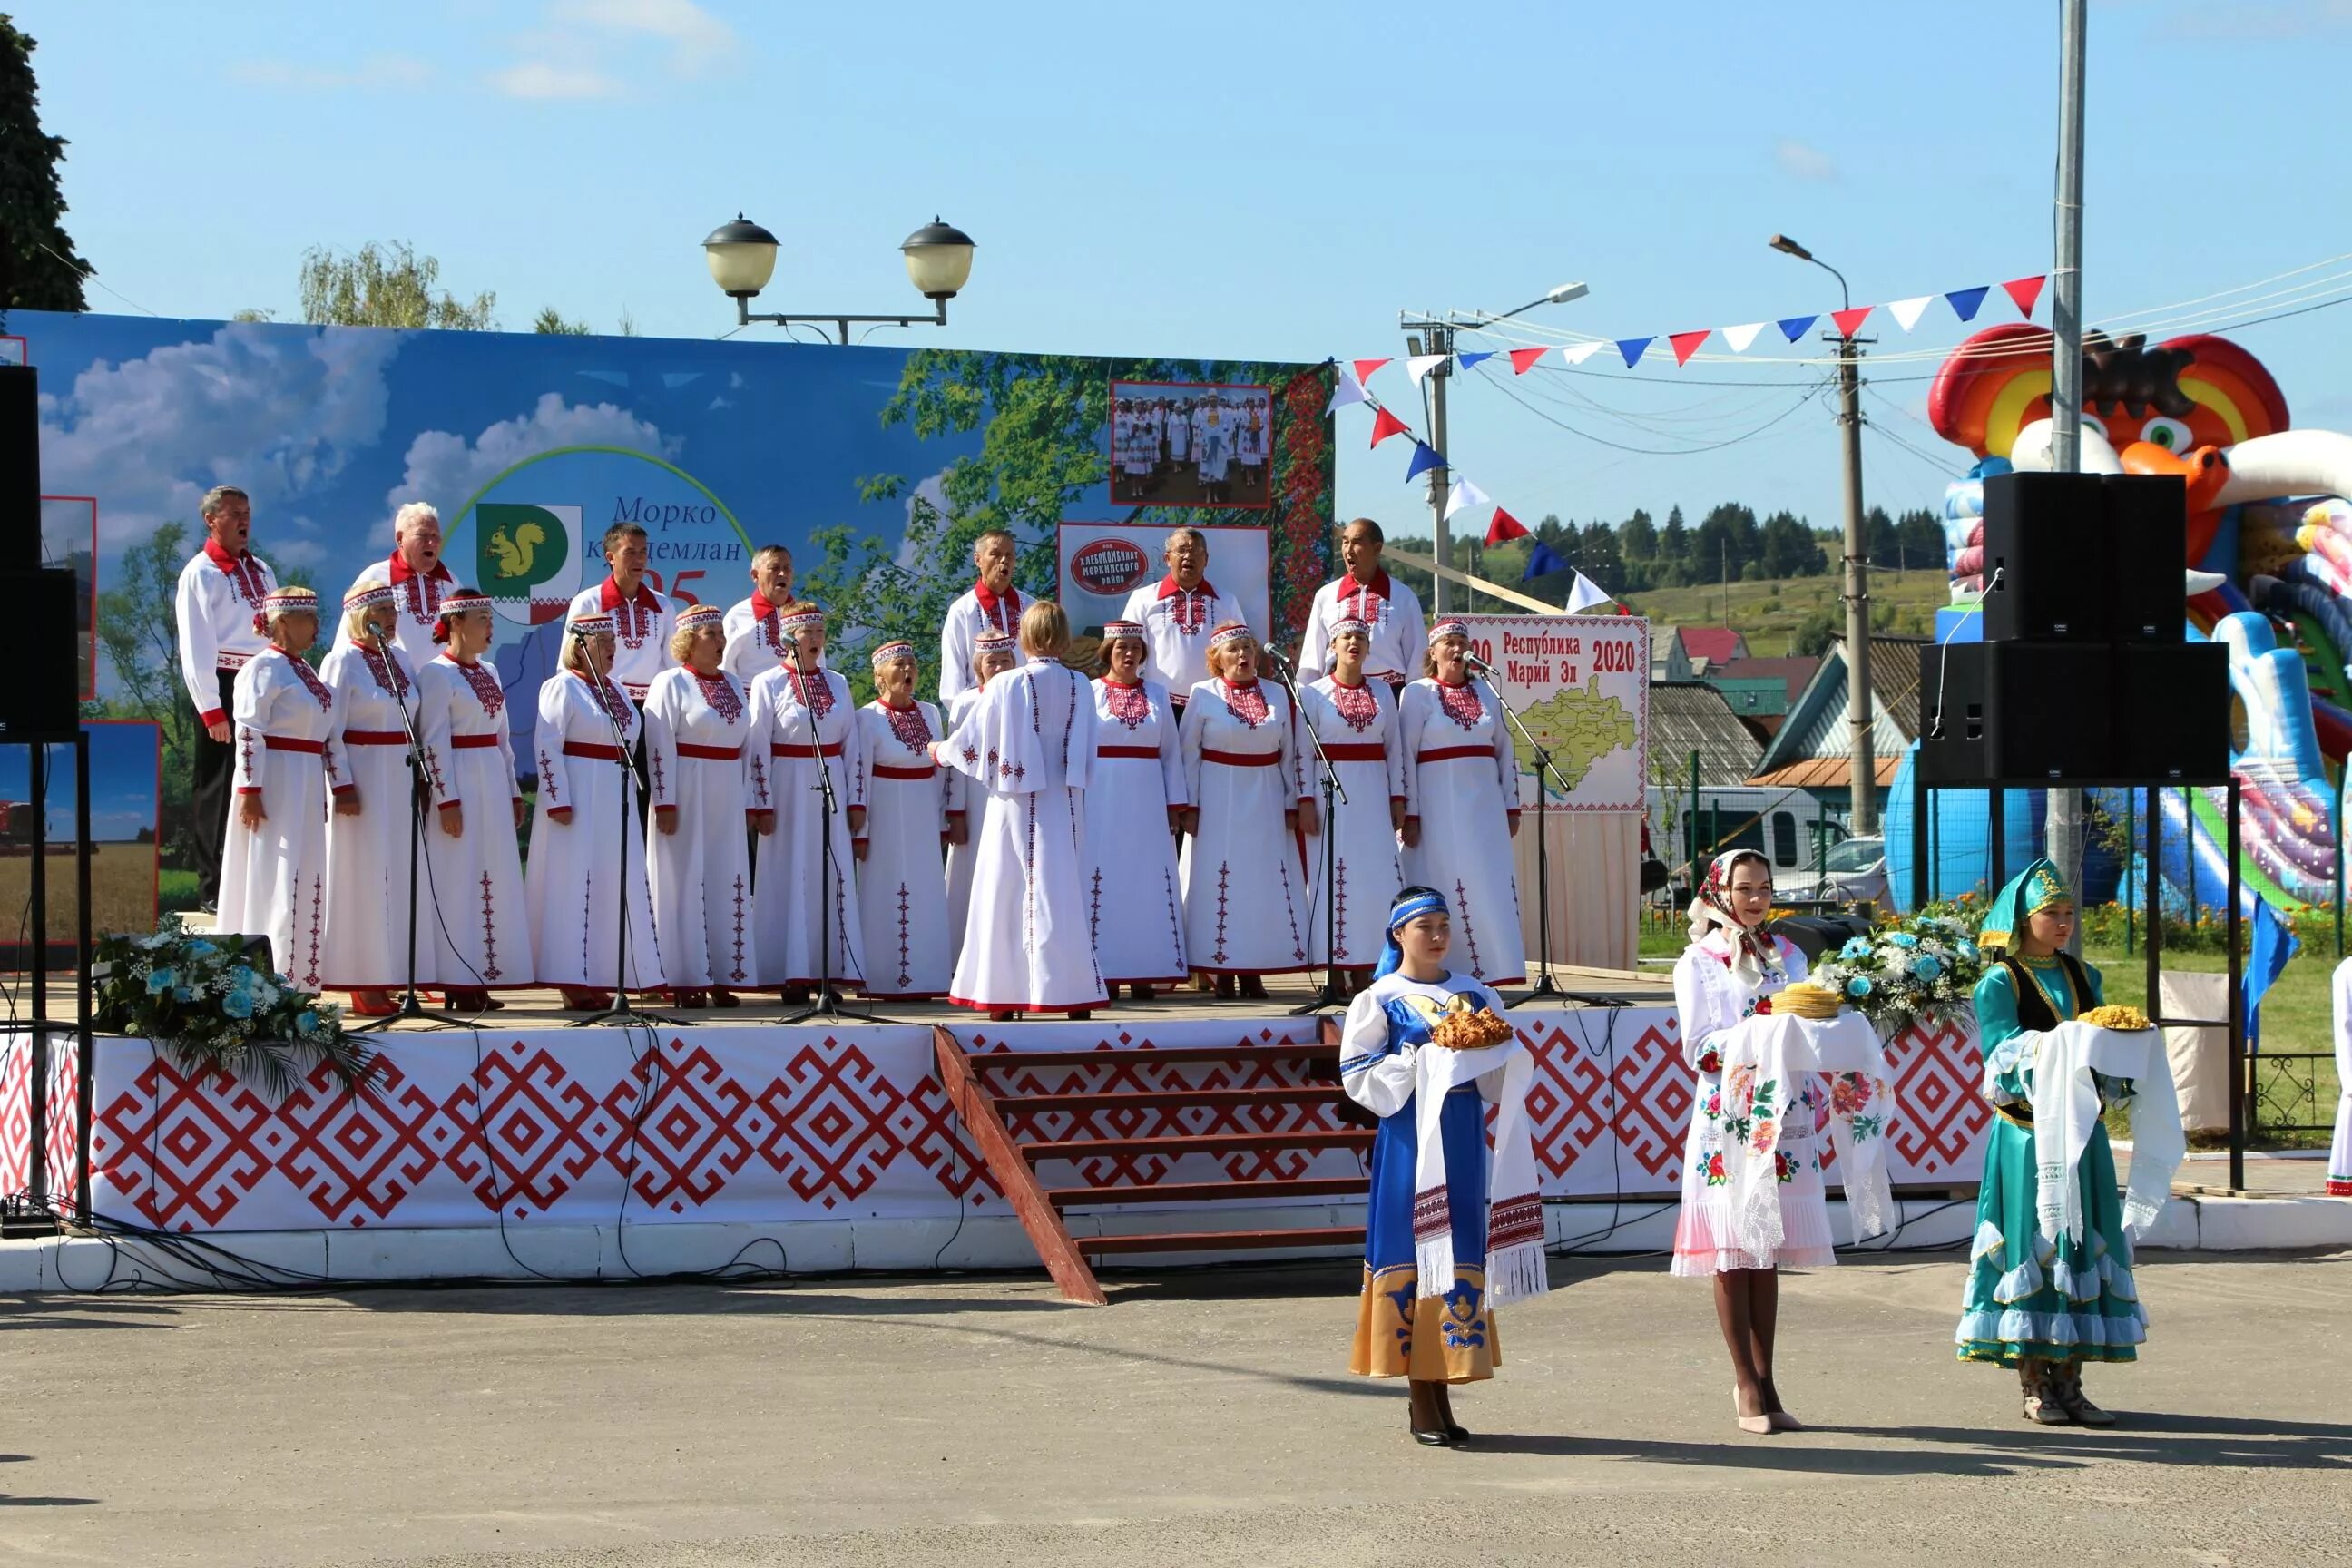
[703,215,977,343]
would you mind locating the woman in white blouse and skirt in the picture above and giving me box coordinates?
[219,585,344,995]
[1179,622,1314,1000]
[318,580,418,1015]
[524,610,664,1011]
[1397,622,1525,987]
[1085,619,1189,998]
[851,641,953,998]
[642,603,760,1005]
[415,588,528,1011]
[1297,616,1406,992]
[749,602,866,998]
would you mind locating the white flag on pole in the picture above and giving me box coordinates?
[1443,477,1491,521]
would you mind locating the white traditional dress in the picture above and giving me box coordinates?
[317,638,418,990]
[1297,571,1426,685]
[720,592,793,685]
[943,686,982,967]
[1083,676,1189,987]
[749,661,866,988]
[1179,676,1311,976]
[937,657,1105,1014]
[1118,576,1246,699]
[218,646,345,992]
[524,668,663,991]
[415,653,529,990]
[564,578,676,702]
[2329,957,2352,1197]
[852,698,954,998]
[1194,407,1234,485]
[937,581,1027,704]
[642,664,761,992]
[1398,678,1526,985]
[1297,676,1406,970]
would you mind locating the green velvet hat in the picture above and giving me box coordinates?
[1976,856,2073,956]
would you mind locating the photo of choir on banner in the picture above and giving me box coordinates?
[1109,381,1272,508]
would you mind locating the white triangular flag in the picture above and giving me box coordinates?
[1721,322,1767,353]
[1328,368,1368,413]
[1444,477,1491,521]
[1406,353,1450,386]
[1561,342,1606,366]
[1888,295,1934,332]
[1563,570,1612,613]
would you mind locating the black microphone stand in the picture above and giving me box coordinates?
[372,625,470,1030]
[1263,648,1351,1014]
[781,649,884,1025]
[1469,656,1577,1009]
[573,632,679,1028]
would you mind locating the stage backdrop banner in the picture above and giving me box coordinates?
[1057,522,1270,641]
[1455,614,1649,810]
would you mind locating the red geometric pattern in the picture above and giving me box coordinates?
[1609,1021,1697,1181]
[1514,1019,1612,1181]
[1886,1018,1993,1178]
[0,1034,81,1201]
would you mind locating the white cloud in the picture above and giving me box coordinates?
[892,471,956,570]
[1775,138,1839,183]
[387,393,676,547]
[486,61,623,99]
[231,54,434,91]
[39,322,402,553]
[491,0,736,98]
[550,0,735,73]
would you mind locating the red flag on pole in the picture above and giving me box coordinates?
[1507,346,1548,375]
[1668,329,1711,367]
[1830,305,1873,338]
[1368,407,1410,446]
[1485,506,1530,547]
[2002,275,2047,318]
[1352,358,1392,385]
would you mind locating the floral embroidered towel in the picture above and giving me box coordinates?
[1715,1011,1898,1256]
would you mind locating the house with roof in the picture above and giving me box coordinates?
[1650,681,1765,787]
[1704,654,1818,743]
[1747,634,1928,818]
[1651,625,1749,683]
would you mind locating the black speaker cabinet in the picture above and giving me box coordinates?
[1920,640,2113,783]
[2112,642,2229,780]
[0,367,37,574]
[1981,471,2110,642]
[2102,473,2189,643]
[0,569,80,735]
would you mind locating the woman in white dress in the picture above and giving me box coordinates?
[415,587,528,1011]
[945,628,1016,967]
[642,603,760,1005]
[1670,848,1827,1434]
[1179,622,1314,1000]
[852,642,953,998]
[524,610,663,1011]
[1398,621,1525,987]
[749,602,866,999]
[1085,618,1188,999]
[218,585,343,994]
[318,580,418,1015]
[1298,617,1406,992]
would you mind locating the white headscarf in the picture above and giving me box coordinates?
[1685,848,1782,990]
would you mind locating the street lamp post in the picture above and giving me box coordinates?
[1769,233,1875,837]
[703,215,977,343]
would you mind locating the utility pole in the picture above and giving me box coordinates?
[2047,0,2088,946]
[1836,333,1876,836]
[1401,323,1455,614]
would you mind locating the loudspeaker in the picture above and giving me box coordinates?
[1920,640,2113,783]
[2102,474,2189,642]
[0,570,81,735]
[0,367,37,574]
[1981,471,2110,642]
[2112,642,2230,780]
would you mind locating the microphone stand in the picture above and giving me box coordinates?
[573,635,679,1028]
[781,649,884,1025]
[1468,656,1576,1009]
[1264,648,1351,1015]
[372,626,469,1030]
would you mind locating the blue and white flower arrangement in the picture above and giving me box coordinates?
[1803,912,1986,1036]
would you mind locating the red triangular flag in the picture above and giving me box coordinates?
[2003,275,2047,318]
[1353,358,1392,385]
[1485,506,1530,547]
[1830,305,1873,338]
[1668,329,1710,367]
[1507,346,1548,375]
[1368,407,1410,446]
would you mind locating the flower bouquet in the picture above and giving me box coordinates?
[1802,913,1987,1038]
[93,916,378,1099]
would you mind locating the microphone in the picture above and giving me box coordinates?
[1464,650,1497,675]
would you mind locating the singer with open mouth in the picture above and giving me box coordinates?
[1396,621,1526,987]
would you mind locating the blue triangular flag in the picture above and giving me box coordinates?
[1777,314,1818,343]
[1523,539,1570,582]
[1456,350,1496,369]
[2244,894,2298,1051]
[1945,285,1991,322]
[1404,440,1444,482]
[1616,337,1653,368]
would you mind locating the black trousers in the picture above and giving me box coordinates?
[191,669,237,904]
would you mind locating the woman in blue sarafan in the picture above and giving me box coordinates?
[1340,884,1516,1448]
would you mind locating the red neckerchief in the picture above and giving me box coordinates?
[1328,678,1378,733]
[1436,679,1482,730]
[202,536,269,607]
[441,652,505,717]
[880,698,931,752]
[387,550,452,622]
[972,578,1021,636]
[598,576,662,645]
[1220,676,1270,728]
[275,646,334,710]
[692,668,742,725]
[572,667,632,727]
[1338,569,1391,622]
[1157,574,1219,637]
[1101,677,1151,730]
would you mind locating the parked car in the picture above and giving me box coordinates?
[1778,834,1887,911]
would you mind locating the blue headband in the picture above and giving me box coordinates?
[1372,891,1450,981]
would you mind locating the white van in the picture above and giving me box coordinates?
[1645,785,1852,903]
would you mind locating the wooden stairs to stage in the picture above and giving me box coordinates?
[931,1021,1369,1305]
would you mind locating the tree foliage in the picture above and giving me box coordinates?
[0,15,87,313]
[299,241,497,330]
[532,306,592,335]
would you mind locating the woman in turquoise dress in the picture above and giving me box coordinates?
[1958,858,2143,1425]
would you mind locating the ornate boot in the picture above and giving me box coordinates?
[2020,1358,2068,1425]
[2053,1360,2116,1426]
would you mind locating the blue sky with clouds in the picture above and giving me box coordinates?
[15,0,2352,534]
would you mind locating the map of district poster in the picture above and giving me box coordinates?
[1455,614,1649,811]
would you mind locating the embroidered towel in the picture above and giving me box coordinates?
[2028,1021,2179,1241]
[1410,1037,1547,1307]
[1715,1011,1899,1257]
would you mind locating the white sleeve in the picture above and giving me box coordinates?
[418,670,458,809]
[1380,683,1406,803]
[1489,686,1520,817]
[1672,947,1730,1071]
[1179,682,1208,808]
[1296,585,1330,683]
[230,659,270,793]
[937,599,972,703]
[1398,683,1426,819]
[534,679,573,814]
[175,561,223,720]
[1338,989,1417,1118]
[1155,688,1187,808]
[642,675,682,812]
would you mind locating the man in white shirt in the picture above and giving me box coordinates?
[1117,527,1243,709]
[936,528,1026,705]
[172,485,277,909]
[333,501,454,668]
[720,542,795,682]
[564,522,676,701]
[1298,516,1426,689]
